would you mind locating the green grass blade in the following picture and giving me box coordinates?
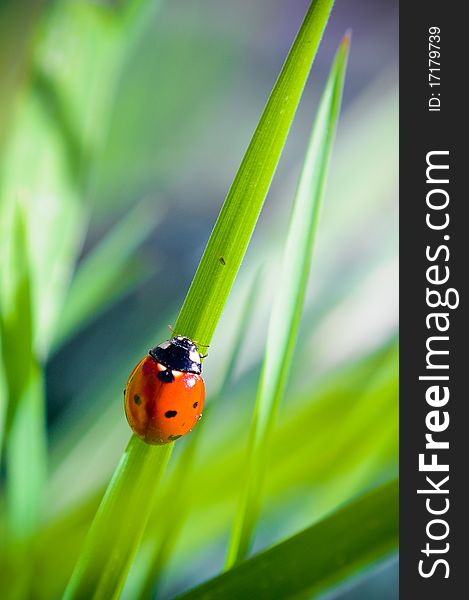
[5,362,46,539]
[0,205,34,420]
[64,3,333,596]
[0,335,6,452]
[225,34,350,568]
[173,0,335,346]
[0,205,47,539]
[63,439,172,600]
[177,480,398,600]
[126,271,262,600]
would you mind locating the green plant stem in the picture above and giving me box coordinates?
[173,0,335,346]
[64,437,171,600]
[134,272,262,599]
[225,33,350,568]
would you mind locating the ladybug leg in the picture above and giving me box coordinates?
[200,353,208,359]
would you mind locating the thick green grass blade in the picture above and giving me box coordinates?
[226,33,350,568]
[0,205,34,421]
[63,3,334,597]
[177,480,398,600]
[124,272,262,600]
[0,205,47,540]
[173,0,334,346]
[0,336,6,453]
[5,362,46,540]
[63,439,172,600]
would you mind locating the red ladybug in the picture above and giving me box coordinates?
[124,336,205,445]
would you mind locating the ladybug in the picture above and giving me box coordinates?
[124,336,205,445]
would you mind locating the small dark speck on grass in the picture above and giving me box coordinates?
[219,256,226,265]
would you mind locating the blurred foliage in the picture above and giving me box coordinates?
[178,479,398,600]
[226,33,350,569]
[0,0,398,598]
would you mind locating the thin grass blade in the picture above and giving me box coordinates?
[173,0,335,346]
[226,33,351,568]
[178,480,398,600]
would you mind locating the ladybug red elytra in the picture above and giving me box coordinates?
[124,336,205,445]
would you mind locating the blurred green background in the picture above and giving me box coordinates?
[0,0,398,598]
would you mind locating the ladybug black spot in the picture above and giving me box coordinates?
[158,369,175,383]
[134,394,141,405]
[165,410,177,418]
[193,402,198,409]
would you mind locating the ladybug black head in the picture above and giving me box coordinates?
[149,336,202,374]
